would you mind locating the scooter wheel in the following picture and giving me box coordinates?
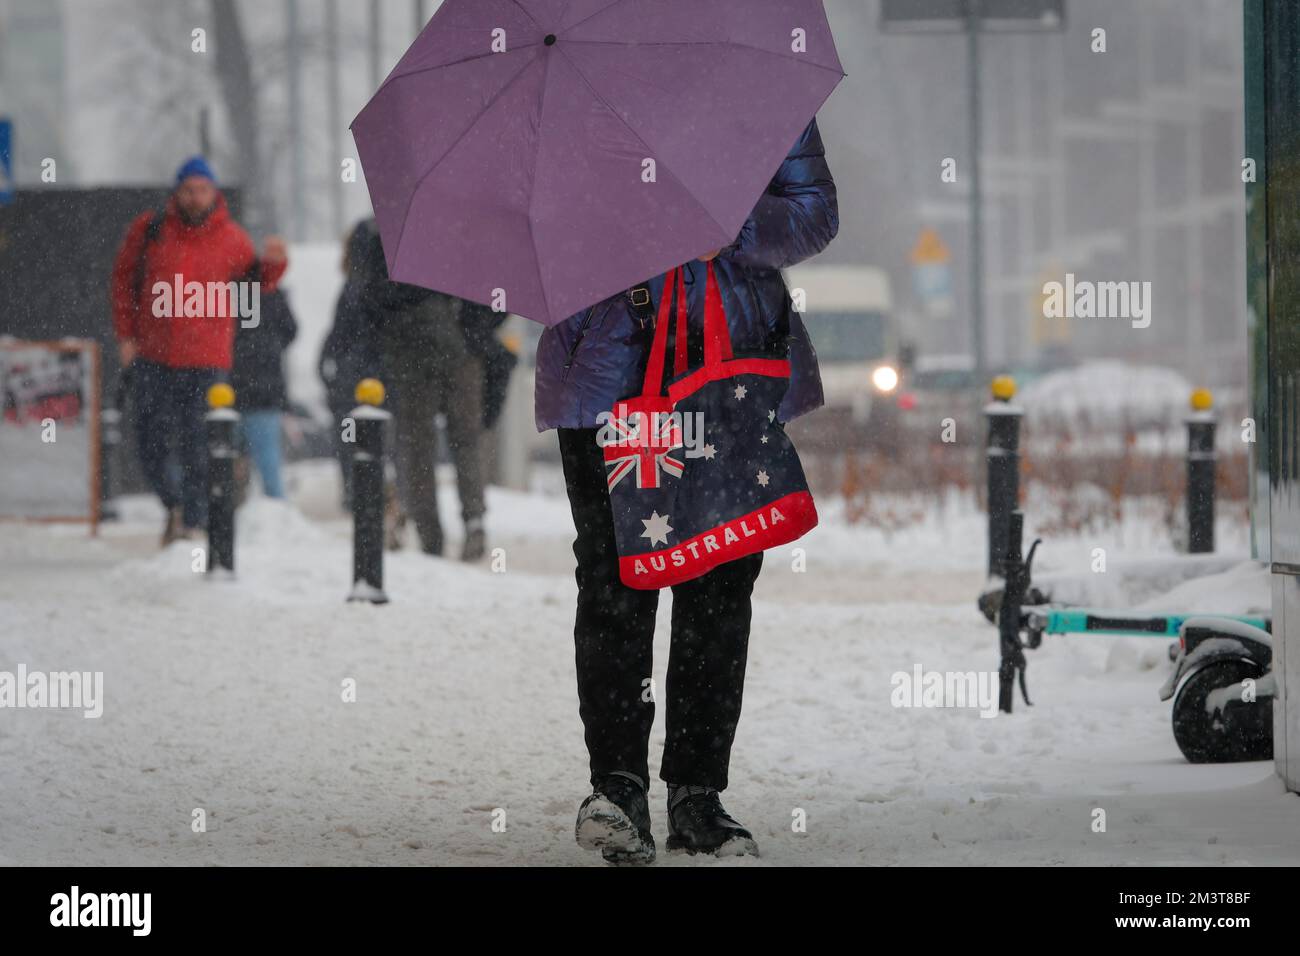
[1171,660,1272,763]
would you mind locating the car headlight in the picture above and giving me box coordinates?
[871,365,899,393]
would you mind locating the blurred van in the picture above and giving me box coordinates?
[783,264,907,446]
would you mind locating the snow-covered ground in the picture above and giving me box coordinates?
[1,462,1297,866]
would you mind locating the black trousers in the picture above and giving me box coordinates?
[383,313,485,554]
[133,360,220,529]
[558,428,763,792]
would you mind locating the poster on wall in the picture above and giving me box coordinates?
[0,339,100,528]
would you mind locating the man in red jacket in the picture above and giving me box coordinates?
[111,156,287,543]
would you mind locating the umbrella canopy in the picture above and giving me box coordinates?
[351,0,844,326]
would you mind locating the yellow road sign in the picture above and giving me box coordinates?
[910,228,950,265]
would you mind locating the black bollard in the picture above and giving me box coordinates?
[997,511,1036,714]
[1186,388,1216,554]
[99,399,124,522]
[985,376,1022,577]
[205,383,239,574]
[348,379,391,604]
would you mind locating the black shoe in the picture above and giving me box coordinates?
[575,772,656,865]
[160,506,184,547]
[415,518,443,557]
[385,509,407,552]
[461,519,486,562]
[666,786,759,857]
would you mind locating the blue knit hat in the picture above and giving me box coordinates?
[175,155,216,186]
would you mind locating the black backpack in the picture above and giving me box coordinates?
[130,210,166,312]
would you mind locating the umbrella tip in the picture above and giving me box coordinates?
[544,33,556,46]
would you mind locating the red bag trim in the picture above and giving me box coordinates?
[667,357,792,405]
[618,490,818,590]
[641,261,793,404]
[641,262,767,401]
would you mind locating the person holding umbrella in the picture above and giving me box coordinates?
[351,0,844,864]
[536,118,837,862]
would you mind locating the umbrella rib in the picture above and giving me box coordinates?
[555,45,736,247]
[372,44,543,100]
[563,38,845,78]
[506,0,542,30]
[560,0,634,34]
[523,33,557,321]
[391,48,545,273]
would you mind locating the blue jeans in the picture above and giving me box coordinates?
[241,410,286,498]
[132,360,220,529]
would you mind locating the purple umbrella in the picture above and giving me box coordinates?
[351,0,843,326]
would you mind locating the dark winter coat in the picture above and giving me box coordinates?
[349,217,515,425]
[232,287,297,411]
[320,221,385,413]
[533,118,837,431]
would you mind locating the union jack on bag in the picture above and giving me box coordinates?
[602,396,684,491]
[598,262,818,590]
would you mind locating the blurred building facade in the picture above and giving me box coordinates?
[820,0,1246,386]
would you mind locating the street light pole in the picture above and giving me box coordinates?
[287,0,304,241]
[326,0,343,240]
[370,1,382,93]
[967,0,987,384]
[881,0,1064,382]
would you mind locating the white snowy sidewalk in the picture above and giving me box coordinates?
[1,467,1297,866]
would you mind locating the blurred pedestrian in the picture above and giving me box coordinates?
[461,307,517,433]
[381,292,492,559]
[110,155,287,544]
[319,221,383,508]
[232,287,298,499]
[355,220,494,561]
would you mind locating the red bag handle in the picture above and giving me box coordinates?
[640,267,688,398]
[639,262,735,398]
[673,268,689,378]
[703,261,734,369]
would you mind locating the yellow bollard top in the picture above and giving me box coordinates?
[207,383,236,409]
[355,378,386,407]
[1190,387,1214,412]
[990,375,1017,401]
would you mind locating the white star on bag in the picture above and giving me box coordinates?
[640,510,674,546]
